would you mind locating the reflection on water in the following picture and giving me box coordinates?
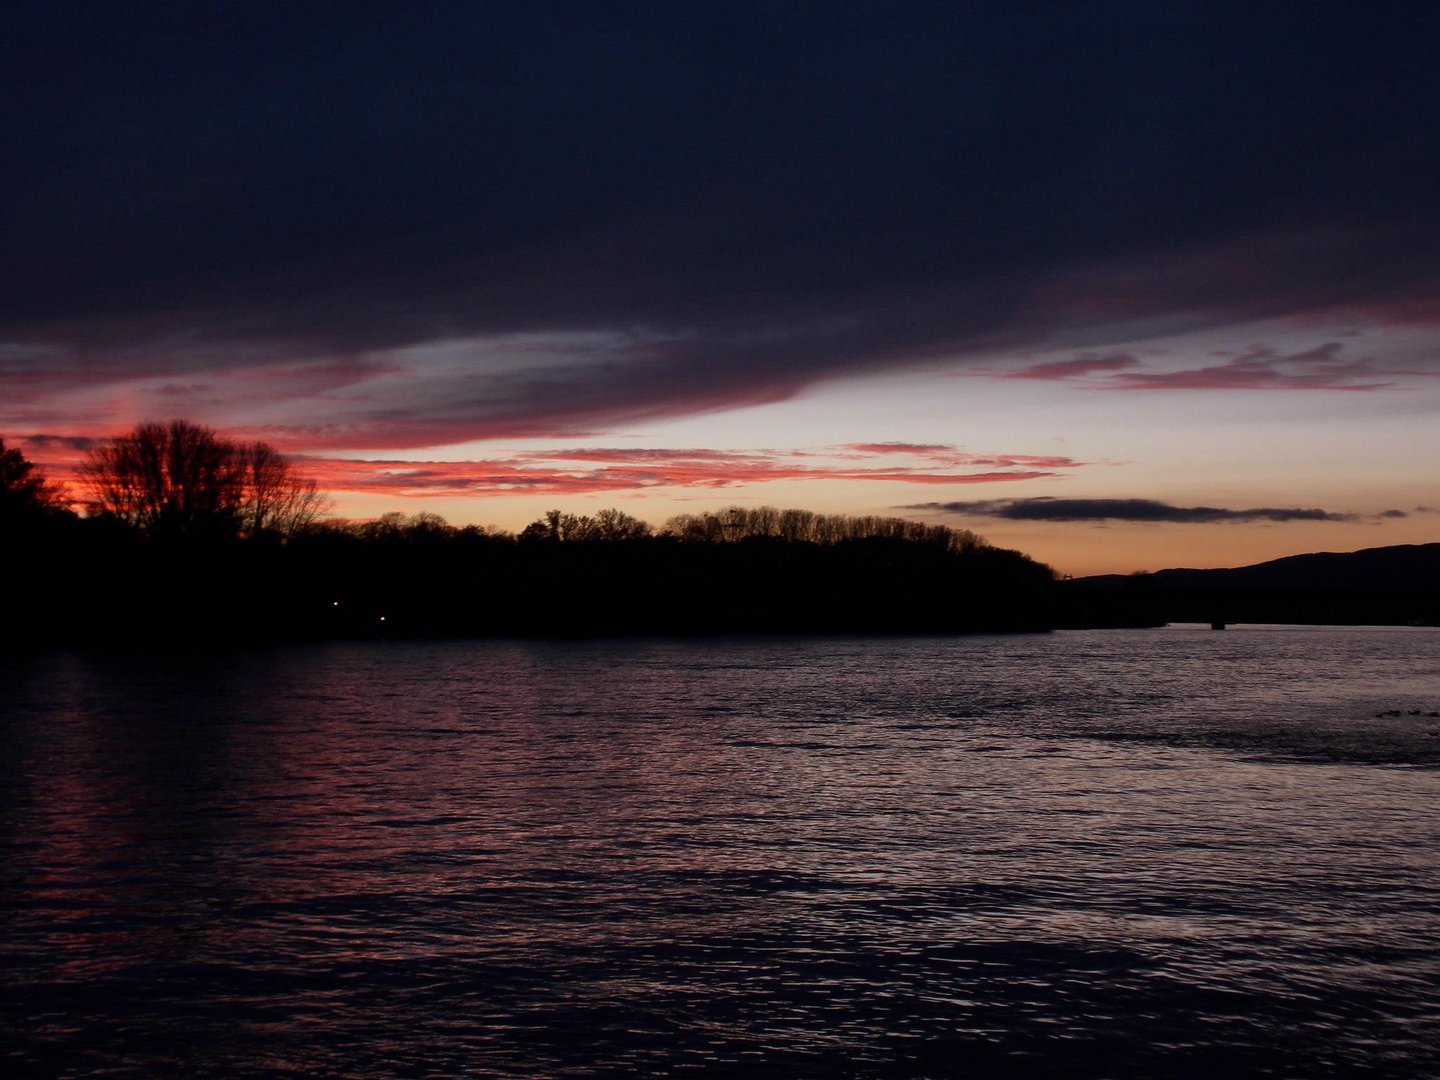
[3,629,1438,1077]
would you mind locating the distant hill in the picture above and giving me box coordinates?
[1076,542,1440,591]
[1064,542,1440,627]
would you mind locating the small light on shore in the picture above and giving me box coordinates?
[379,615,386,622]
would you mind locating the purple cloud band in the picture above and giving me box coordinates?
[900,497,1401,524]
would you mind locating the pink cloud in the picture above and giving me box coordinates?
[1000,354,1142,381]
[836,443,1080,469]
[20,436,1080,505]
[531,447,765,464]
[839,442,956,455]
[297,444,1075,499]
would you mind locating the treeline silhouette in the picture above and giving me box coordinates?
[2,428,1059,644]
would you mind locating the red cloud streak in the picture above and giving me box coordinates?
[25,439,1077,505]
[293,443,1073,499]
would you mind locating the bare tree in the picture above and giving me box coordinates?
[521,508,653,542]
[659,505,989,552]
[592,507,651,540]
[82,420,328,538]
[83,420,244,536]
[357,511,450,540]
[241,441,329,535]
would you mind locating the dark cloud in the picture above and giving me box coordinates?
[20,433,99,452]
[997,343,1398,391]
[2,4,1438,444]
[1002,355,1143,381]
[902,498,1365,523]
[1108,342,1392,391]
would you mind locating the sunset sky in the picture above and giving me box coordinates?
[4,3,1437,575]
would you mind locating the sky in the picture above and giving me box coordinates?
[4,2,1438,576]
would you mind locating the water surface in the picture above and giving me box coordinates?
[3,628,1438,1077]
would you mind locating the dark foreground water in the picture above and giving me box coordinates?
[2,628,1438,1078]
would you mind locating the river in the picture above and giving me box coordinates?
[3,628,1438,1077]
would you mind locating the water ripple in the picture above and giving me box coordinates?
[2,628,1437,1077]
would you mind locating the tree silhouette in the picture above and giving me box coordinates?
[82,420,244,537]
[81,420,328,539]
[519,508,652,542]
[0,437,67,526]
[661,505,984,551]
[241,440,329,536]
